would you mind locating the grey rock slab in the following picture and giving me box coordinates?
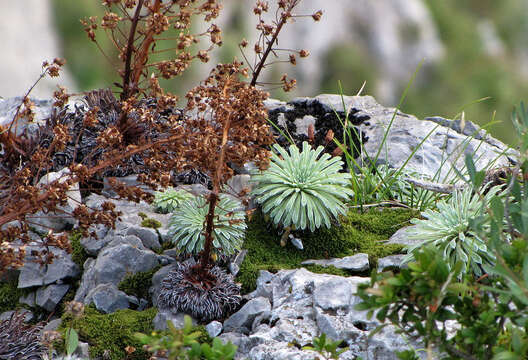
[74,243,159,303]
[206,321,223,338]
[42,318,62,333]
[377,254,407,272]
[313,278,354,311]
[84,283,130,314]
[229,249,248,276]
[36,284,70,311]
[18,246,79,288]
[225,174,251,197]
[19,291,36,307]
[223,297,271,335]
[385,225,421,247]
[126,226,161,250]
[153,310,197,331]
[301,253,369,272]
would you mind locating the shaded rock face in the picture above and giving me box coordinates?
[267,94,515,182]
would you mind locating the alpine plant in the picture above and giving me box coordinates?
[251,141,353,237]
[152,187,193,214]
[404,185,502,277]
[167,194,246,257]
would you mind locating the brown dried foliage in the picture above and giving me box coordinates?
[0,0,321,277]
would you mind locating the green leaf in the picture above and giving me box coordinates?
[65,328,79,356]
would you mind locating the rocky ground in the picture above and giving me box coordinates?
[0,94,515,359]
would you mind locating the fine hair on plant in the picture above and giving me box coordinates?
[251,141,353,245]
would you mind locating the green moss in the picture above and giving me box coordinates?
[60,306,157,360]
[141,218,162,229]
[237,208,416,293]
[0,281,24,314]
[70,229,89,271]
[118,266,161,304]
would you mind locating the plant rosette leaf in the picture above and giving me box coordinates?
[168,194,246,256]
[251,141,353,232]
[404,186,502,277]
[153,187,193,214]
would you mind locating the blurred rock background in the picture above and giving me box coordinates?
[2,0,528,144]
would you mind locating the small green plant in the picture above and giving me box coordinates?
[302,333,348,359]
[404,185,501,277]
[251,141,353,245]
[153,188,193,214]
[135,315,236,360]
[167,194,246,257]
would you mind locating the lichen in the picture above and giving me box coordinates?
[117,266,161,305]
[236,208,416,294]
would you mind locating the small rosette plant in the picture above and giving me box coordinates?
[167,194,246,256]
[251,141,353,238]
[404,185,502,276]
[153,187,193,214]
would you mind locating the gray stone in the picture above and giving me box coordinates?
[206,321,223,338]
[30,168,81,232]
[229,250,248,276]
[74,242,159,303]
[385,225,421,247]
[313,278,354,311]
[36,284,70,311]
[126,226,161,250]
[18,246,79,288]
[377,254,406,272]
[268,95,515,184]
[223,297,271,335]
[301,253,369,272]
[42,318,62,333]
[289,236,303,250]
[225,174,251,197]
[0,310,33,322]
[153,310,197,331]
[19,291,36,307]
[84,283,130,314]
[102,175,155,197]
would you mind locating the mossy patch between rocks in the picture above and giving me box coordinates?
[236,207,416,293]
[59,306,157,360]
[118,266,162,305]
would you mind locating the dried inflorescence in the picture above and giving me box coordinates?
[157,259,241,322]
[0,311,46,360]
[0,0,321,279]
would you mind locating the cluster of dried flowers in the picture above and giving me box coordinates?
[0,0,322,294]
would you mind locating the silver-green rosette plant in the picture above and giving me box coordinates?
[153,187,193,214]
[167,194,246,256]
[251,141,353,245]
[404,185,502,277]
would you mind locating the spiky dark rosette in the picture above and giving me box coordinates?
[0,311,45,360]
[157,259,241,322]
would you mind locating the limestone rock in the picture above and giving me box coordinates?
[18,246,79,288]
[36,284,70,311]
[84,283,130,314]
[301,253,369,272]
[153,310,197,331]
[74,237,159,305]
[223,297,271,335]
[206,321,223,338]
